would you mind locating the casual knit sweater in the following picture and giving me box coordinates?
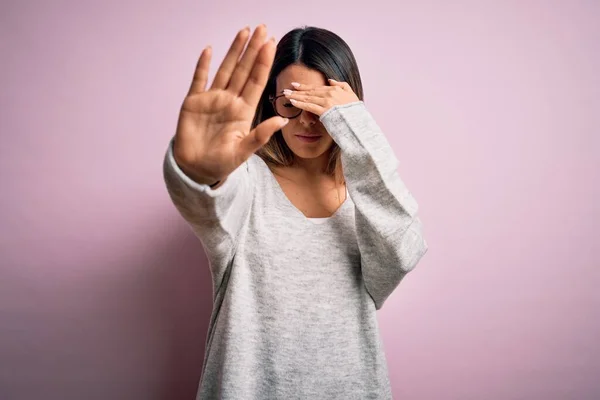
[163,101,428,399]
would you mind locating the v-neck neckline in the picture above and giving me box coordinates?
[256,157,351,224]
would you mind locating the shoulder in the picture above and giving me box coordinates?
[247,153,267,171]
[245,153,272,183]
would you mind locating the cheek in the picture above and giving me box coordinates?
[279,119,328,138]
[317,122,330,137]
[280,119,300,136]
[280,125,290,137]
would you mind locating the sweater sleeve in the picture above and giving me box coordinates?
[319,101,428,310]
[162,136,254,293]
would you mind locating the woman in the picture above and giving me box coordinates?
[163,24,428,400]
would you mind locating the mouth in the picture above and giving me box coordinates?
[294,133,322,138]
[295,134,322,143]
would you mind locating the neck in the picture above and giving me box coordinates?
[291,152,330,177]
[269,149,345,187]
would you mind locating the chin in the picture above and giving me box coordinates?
[291,149,326,159]
[285,138,332,159]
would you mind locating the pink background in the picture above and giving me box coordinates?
[1,1,598,399]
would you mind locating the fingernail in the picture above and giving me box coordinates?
[291,82,300,88]
[283,89,293,96]
[280,118,289,126]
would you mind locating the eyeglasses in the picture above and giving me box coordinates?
[268,91,303,119]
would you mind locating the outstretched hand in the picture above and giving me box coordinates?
[173,25,289,186]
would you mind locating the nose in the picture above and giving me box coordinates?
[299,109,318,126]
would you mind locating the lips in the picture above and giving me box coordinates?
[295,135,322,143]
[294,133,322,137]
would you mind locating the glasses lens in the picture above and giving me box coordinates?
[274,96,301,118]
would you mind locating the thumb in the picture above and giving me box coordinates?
[240,116,289,158]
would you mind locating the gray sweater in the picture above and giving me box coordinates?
[163,101,428,399]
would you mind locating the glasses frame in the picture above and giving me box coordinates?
[268,92,303,119]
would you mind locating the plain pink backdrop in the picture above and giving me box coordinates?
[1,1,598,399]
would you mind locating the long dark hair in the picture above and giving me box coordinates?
[251,26,364,181]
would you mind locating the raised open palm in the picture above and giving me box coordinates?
[173,24,287,186]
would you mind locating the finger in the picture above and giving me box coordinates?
[329,78,350,90]
[240,116,289,158]
[290,82,337,93]
[187,46,212,96]
[227,24,268,95]
[210,27,251,90]
[289,98,325,116]
[290,82,322,91]
[240,37,276,107]
[284,92,327,106]
[284,87,334,98]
